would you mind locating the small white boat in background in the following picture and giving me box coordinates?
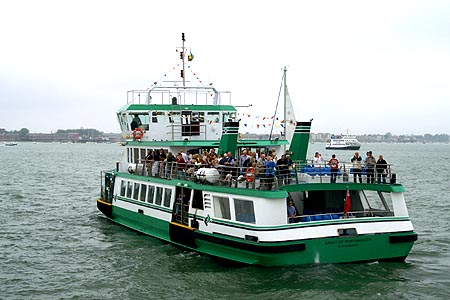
[4,142,18,146]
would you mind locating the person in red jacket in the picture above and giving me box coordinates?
[328,154,339,183]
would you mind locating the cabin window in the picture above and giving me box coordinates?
[169,112,181,123]
[126,181,133,198]
[127,148,131,163]
[129,113,149,131]
[155,187,163,205]
[140,184,147,201]
[223,111,237,123]
[147,185,155,203]
[362,191,393,212]
[163,188,172,208]
[117,113,128,131]
[192,112,204,123]
[213,196,231,220]
[234,199,256,224]
[133,183,140,200]
[207,112,220,123]
[133,148,139,164]
[120,180,127,196]
[140,148,146,162]
[152,111,165,123]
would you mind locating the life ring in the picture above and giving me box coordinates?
[245,167,255,182]
[132,128,144,140]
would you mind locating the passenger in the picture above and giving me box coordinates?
[245,162,257,189]
[265,156,276,190]
[176,153,186,179]
[219,151,235,179]
[328,154,339,183]
[180,150,188,162]
[376,154,388,184]
[286,154,294,184]
[350,151,363,183]
[313,152,325,176]
[145,150,155,175]
[130,114,142,130]
[239,150,249,168]
[224,171,233,186]
[165,152,176,178]
[287,200,297,223]
[256,153,267,188]
[365,151,376,183]
[276,154,289,186]
[151,150,159,177]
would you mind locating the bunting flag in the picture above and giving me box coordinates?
[188,51,194,61]
[344,190,351,215]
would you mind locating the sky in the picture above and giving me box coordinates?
[1,0,449,135]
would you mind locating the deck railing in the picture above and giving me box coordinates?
[124,159,396,190]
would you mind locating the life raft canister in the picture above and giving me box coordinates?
[132,128,144,140]
[245,167,255,182]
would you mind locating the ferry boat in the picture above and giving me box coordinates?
[326,134,361,150]
[97,34,417,266]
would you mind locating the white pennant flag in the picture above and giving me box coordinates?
[285,86,296,143]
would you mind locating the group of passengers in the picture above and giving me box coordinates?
[144,147,296,189]
[320,151,389,184]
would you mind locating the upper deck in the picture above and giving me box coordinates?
[117,83,237,142]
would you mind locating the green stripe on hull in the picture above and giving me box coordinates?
[106,205,416,266]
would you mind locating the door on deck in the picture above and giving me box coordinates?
[181,111,200,136]
[104,173,115,203]
[169,186,197,248]
[172,186,192,225]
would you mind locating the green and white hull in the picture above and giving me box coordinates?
[98,173,416,266]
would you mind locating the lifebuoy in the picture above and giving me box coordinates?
[132,128,144,140]
[245,167,255,182]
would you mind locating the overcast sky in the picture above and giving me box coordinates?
[1,0,449,135]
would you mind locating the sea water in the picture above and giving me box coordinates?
[1,142,449,299]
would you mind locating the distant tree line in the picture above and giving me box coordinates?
[354,132,449,143]
[0,128,105,142]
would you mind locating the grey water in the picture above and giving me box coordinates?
[1,142,449,299]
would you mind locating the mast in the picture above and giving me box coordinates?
[283,66,287,141]
[181,33,186,87]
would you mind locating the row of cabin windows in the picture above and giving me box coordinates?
[118,179,256,224]
[120,180,172,208]
[212,196,256,224]
[118,111,236,131]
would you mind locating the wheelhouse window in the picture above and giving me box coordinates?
[151,111,165,123]
[213,196,231,220]
[129,113,149,131]
[234,199,256,224]
[117,113,128,131]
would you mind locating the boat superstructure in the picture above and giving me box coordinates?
[326,134,361,150]
[97,34,416,266]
